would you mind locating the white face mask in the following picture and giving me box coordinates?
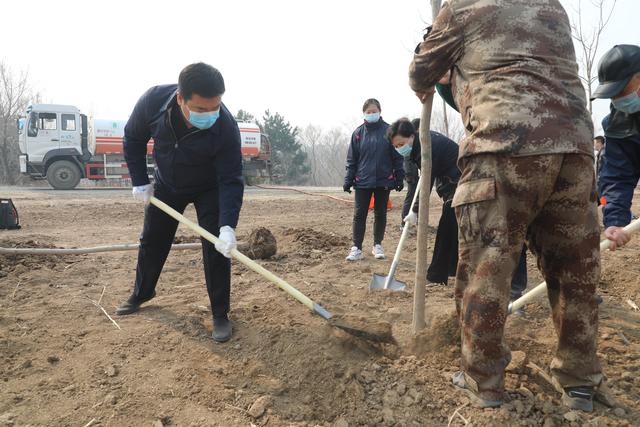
[396,143,413,157]
[612,86,640,114]
[364,112,380,123]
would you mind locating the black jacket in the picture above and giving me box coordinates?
[344,119,405,189]
[604,105,640,139]
[598,109,640,227]
[409,131,461,201]
[123,84,244,228]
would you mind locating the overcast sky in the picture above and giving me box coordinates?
[1,0,638,135]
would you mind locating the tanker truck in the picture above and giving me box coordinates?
[18,104,271,189]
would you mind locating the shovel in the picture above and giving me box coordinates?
[369,176,422,291]
[508,218,640,314]
[148,196,395,344]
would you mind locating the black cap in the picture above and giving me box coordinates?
[592,44,640,100]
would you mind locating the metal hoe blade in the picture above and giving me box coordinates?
[314,304,396,344]
[328,317,397,344]
[369,273,407,291]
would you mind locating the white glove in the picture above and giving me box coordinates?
[404,211,418,226]
[215,226,237,258]
[132,184,154,205]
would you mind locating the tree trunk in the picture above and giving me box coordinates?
[442,99,450,137]
[413,0,442,333]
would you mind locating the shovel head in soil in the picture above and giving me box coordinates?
[369,273,407,291]
[369,177,422,293]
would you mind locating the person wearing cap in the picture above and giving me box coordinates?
[409,0,604,411]
[592,44,640,250]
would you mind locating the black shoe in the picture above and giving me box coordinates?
[561,386,594,412]
[426,281,447,287]
[596,295,603,305]
[451,371,503,408]
[212,315,232,343]
[115,291,156,315]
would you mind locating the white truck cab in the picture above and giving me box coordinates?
[18,104,91,189]
[18,104,272,189]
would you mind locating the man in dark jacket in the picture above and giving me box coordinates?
[594,135,605,177]
[593,44,640,250]
[115,63,244,343]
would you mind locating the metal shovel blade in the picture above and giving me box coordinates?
[369,273,407,291]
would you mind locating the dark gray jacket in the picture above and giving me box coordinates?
[123,84,244,228]
[344,119,404,189]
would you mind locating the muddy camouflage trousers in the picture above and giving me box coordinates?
[452,153,603,400]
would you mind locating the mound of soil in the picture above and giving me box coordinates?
[0,237,57,249]
[0,237,65,274]
[282,227,348,250]
[237,227,277,260]
[411,309,460,355]
[330,314,396,344]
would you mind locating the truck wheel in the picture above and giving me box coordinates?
[46,160,81,190]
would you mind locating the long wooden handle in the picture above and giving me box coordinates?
[509,219,640,313]
[413,95,434,332]
[149,196,332,319]
[0,243,202,255]
[384,176,423,288]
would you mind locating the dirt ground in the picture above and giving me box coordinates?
[0,187,639,427]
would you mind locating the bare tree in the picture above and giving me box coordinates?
[300,125,322,185]
[0,62,35,185]
[570,0,617,114]
[430,107,465,143]
[300,125,350,186]
[441,99,449,136]
[321,128,350,184]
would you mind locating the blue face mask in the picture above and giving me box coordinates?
[612,89,640,114]
[187,108,220,129]
[364,112,380,123]
[396,144,413,157]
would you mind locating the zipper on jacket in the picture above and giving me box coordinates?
[168,108,204,148]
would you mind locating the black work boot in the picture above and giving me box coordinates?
[452,371,503,408]
[212,315,232,343]
[115,291,156,315]
[561,386,595,412]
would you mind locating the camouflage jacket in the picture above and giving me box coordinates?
[409,0,594,159]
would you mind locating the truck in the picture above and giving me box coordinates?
[18,104,271,189]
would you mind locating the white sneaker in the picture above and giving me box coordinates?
[346,246,364,261]
[372,244,385,259]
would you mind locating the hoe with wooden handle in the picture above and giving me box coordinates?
[508,219,640,314]
[149,196,395,343]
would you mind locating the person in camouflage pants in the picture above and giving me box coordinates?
[409,0,604,411]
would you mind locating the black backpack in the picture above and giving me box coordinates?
[0,199,20,230]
